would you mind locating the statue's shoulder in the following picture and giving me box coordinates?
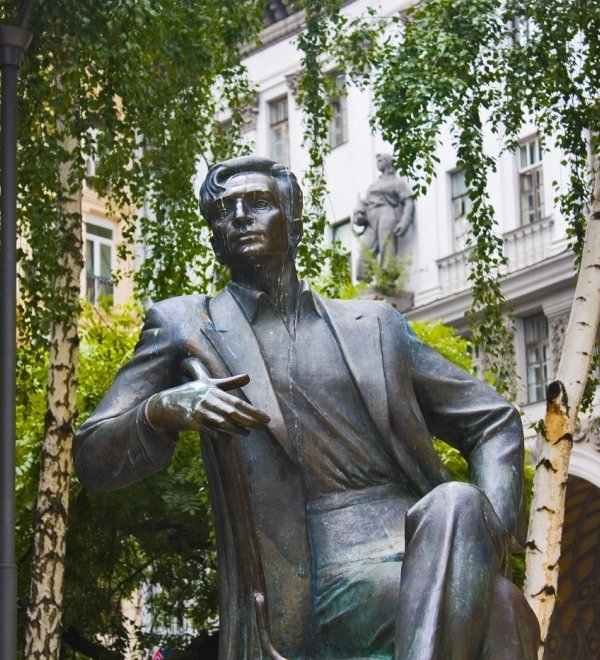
[149,292,209,311]
[145,293,212,327]
[318,293,405,323]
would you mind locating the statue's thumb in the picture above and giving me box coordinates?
[181,357,208,382]
[182,357,249,390]
[213,374,251,391]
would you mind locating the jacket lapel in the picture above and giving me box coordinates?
[198,288,393,465]
[201,289,297,466]
[316,295,391,445]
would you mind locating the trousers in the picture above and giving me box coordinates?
[307,482,540,659]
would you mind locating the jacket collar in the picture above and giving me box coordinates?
[227,280,321,325]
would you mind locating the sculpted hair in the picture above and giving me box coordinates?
[199,156,303,225]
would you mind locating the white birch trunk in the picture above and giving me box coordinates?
[24,141,83,658]
[524,164,600,657]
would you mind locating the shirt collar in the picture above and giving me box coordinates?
[227,280,322,324]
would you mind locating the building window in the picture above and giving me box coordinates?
[332,217,352,250]
[468,342,486,381]
[328,75,348,149]
[269,96,290,166]
[83,127,99,180]
[85,222,114,304]
[450,169,472,251]
[519,136,545,225]
[511,14,535,46]
[329,218,352,271]
[85,154,97,179]
[524,312,549,403]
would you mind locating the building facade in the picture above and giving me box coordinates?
[80,155,134,307]
[238,1,600,656]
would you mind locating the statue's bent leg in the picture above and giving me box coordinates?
[482,576,540,659]
[394,482,515,660]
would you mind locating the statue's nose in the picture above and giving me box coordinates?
[233,198,253,226]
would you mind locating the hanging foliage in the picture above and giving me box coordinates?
[370,0,600,392]
[294,0,384,295]
[13,0,265,348]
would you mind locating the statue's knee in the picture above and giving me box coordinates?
[407,482,489,534]
[406,482,504,566]
[426,481,485,514]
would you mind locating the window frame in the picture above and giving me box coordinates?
[523,311,550,404]
[328,74,348,149]
[84,219,115,304]
[268,95,290,166]
[518,135,545,225]
[449,168,472,252]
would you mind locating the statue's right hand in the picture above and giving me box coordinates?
[145,370,270,437]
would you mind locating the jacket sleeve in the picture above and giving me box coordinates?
[73,302,183,492]
[403,319,526,545]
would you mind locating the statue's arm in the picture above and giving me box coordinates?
[74,302,269,493]
[352,198,368,231]
[405,324,525,543]
[393,181,415,237]
[73,303,183,492]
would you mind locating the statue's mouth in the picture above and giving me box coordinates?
[234,232,264,244]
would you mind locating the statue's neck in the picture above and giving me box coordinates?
[231,259,300,322]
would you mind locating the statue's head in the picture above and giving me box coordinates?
[199,156,303,269]
[375,153,395,174]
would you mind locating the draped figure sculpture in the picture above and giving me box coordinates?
[353,153,414,281]
[74,156,539,660]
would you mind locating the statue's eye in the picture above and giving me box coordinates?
[216,205,231,219]
[252,199,272,211]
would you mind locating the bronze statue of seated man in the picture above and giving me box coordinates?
[74,156,540,660]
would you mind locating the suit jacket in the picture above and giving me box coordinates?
[74,287,525,659]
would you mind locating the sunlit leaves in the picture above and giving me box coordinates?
[16,302,217,653]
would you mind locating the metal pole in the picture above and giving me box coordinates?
[0,16,32,658]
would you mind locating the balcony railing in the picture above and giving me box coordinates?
[503,216,554,271]
[86,275,113,304]
[437,248,471,297]
[437,217,554,297]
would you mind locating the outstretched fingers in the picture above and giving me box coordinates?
[201,388,270,435]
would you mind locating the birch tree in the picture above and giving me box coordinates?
[523,165,600,655]
[23,135,83,657]
[11,0,264,655]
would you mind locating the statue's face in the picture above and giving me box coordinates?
[376,153,393,172]
[209,172,292,268]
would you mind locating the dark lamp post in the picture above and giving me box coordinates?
[0,2,34,657]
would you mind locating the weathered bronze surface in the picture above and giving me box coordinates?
[74,156,539,659]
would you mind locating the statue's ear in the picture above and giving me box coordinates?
[289,217,303,247]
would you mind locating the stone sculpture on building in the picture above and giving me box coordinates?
[353,153,414,281]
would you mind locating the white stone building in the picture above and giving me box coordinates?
[237,1,600,656]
